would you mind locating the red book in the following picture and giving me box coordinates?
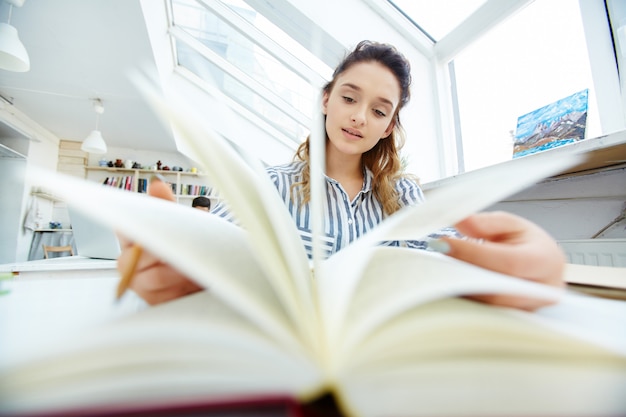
[7,393,344,417]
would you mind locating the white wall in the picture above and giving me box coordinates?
[0,144,57,264]
[0,157,26,263]
[0,103,60,262]
[491,167,626,240]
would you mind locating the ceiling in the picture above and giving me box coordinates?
[0,0,178,152]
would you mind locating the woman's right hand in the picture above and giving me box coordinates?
[116,175,202,305]
[117,236,202,305]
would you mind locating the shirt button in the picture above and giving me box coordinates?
[348,218,353,225]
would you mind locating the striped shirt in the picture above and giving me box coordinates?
[212,160,441,259]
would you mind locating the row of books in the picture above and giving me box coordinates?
[179,184,211,196]
[100,177,210,196]
[101,176,134,191]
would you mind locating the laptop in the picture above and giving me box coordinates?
[68,207,121,260]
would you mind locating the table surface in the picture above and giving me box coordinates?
[0,268,145,368]
[0,255,117,273]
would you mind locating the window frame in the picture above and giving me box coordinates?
[164,0,625,180]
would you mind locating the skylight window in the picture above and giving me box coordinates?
[170,0,332,145]
[388,0,486,41]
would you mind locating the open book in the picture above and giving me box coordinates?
[2,78,626,417]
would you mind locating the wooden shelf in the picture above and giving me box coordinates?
[85,167,212,205]
[85,166,205,178]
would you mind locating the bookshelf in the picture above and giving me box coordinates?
[85,167,213,205]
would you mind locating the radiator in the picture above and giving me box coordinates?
[558,239,626,267]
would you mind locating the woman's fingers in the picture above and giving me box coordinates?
[115,174,201,305]
[127,262,203,305]
[446,211,565,285]
[434,212,566,311]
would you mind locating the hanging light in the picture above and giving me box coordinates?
[81,99,108,154]
[0,0,29,72]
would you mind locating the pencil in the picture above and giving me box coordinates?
[115,174,174,301]
[116,243,143,300]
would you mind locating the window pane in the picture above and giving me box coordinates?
[453,0,597,172]
[175,39,309,140]
[171,0,325,140]
[389,0,486,40]
[221,0,332,78]
[607,0,626,113]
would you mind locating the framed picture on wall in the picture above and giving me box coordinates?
[513,89,589,158]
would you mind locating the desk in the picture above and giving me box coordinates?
[28,229,77,261]
[0,257,145,368]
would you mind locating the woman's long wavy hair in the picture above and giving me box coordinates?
[292,40,413,216]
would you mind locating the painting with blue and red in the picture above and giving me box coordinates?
[513,89,588,158]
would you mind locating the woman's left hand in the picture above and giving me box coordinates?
[440,211,566,311]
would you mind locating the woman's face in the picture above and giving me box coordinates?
[322,61,400,159]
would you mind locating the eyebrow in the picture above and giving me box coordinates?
[340,82,395,108]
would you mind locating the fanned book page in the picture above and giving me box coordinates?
[24,169,305,355]
[131,74,319,350]
[0,292,325,414]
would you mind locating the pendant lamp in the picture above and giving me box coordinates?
[0,0,29,72]
[81,99,108,154]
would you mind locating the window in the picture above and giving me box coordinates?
[452,0,597,172]
[388,0,486,41]
[170,0,332,145]
[385,0,626,178]
[167,0,623,179]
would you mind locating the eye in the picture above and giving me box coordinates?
[342,96,355,103]
[374,109,387,117]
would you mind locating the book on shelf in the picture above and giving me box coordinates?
[102,175,133,191]
[138,177,148,193]
[180,183,209,196]
[2,76,626,417]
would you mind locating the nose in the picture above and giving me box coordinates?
[351,106,366,126]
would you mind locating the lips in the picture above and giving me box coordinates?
[342,128,363,139]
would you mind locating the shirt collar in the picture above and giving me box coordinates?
[362,166,374,193]
[324,166,374,197]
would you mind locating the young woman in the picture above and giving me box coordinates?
[118,41,565,310]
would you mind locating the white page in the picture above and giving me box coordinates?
[0,292,323,415]
[518,290,626,356]
[317,150,585,347]
[307,96,331,361]
[25,168,304,354]
[131,73,319,347]
[309,97,327,274]
[337,298,626,417]
[0,276,142,369]
[335,246,565,361]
